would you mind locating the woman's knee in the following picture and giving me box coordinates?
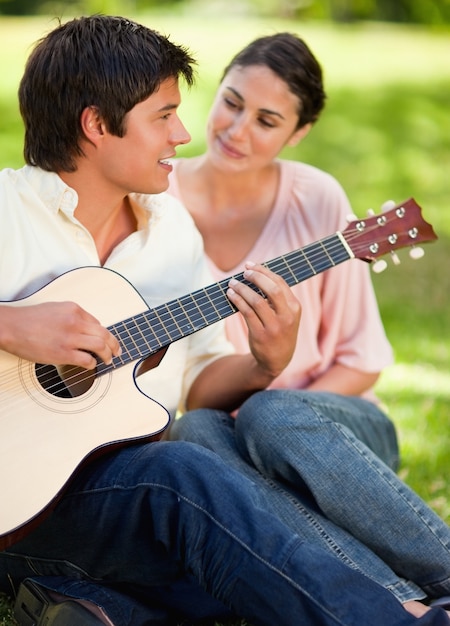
[168,409,231,448]
[237,389,314,435]
[168,409,214,440]
[236,390,304,455]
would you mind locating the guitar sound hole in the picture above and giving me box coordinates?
[35,364,95,398]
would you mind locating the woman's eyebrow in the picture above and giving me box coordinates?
[225,86,285,120]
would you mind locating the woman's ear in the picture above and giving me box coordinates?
[287,122,312,147]
[80,106,105,143]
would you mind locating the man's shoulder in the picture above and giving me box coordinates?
[0,166,21,182]
[0,166,28,201]
[0,164,60,189]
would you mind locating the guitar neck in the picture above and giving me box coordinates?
[98,232,349,374]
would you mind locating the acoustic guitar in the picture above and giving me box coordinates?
[0,198,437,549]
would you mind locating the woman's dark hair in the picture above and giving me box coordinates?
[19,15,196,172]
[221,32,326,130]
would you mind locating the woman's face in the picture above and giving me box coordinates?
[205,64,306,173]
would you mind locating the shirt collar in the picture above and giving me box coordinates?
[23,165,78,216]
[22,164,158,227]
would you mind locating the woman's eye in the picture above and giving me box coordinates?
[224,98,239,109]
[259,118,275,128]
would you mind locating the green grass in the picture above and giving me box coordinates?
[0,594,15,626]
[1,12,449,626]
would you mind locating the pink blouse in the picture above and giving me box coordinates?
[168,159,393,400]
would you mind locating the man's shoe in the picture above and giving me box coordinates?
[14,578,106,625]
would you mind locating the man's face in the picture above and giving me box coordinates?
[98,78,191,196]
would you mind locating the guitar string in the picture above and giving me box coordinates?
[16,221,411,395]
[0,217,417,397]
[27,231,354,394]
[0,228,407,401]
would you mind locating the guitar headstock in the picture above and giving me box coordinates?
[342,198,437,271]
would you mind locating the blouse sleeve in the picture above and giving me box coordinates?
[317,254,394,374]
[296,168,394,377]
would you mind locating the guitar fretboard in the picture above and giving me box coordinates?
[96,232,350,375]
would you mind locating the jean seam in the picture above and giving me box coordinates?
[260,475,363,572]
[79,481,348,626]
[305,403,450,595]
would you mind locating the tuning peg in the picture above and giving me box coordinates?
[390,251,401,265]
[366,209,375,217]
[409,246,424,260]
[346,213,358,223]
[372,259,388,273]
[381,200,396,212]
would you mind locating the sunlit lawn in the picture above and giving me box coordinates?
[0,11,449,625]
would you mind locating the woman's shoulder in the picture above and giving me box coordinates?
[280,159,346,193]
[278,160,351,221]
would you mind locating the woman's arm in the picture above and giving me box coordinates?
[305,362,380,396]
[186,261,302,412]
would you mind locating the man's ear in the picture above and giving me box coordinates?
[286,122,312,148]
[80,106,105,143]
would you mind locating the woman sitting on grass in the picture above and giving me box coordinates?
[167,31,450,619]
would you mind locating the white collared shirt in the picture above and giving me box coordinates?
[0,165,234,417]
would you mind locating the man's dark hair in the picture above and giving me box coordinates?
[19,15,196,172]
[221,32,326,130]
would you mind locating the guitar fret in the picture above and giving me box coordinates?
[275,254,299,285]
[318,241,334,267]
[179,300,203,334]
[124,319,145,359]
[132,314,162,354]
[287,246,317,282]
[113,321,141,362]
[182,293,210,326]
[278,235,349,286]
[310,241,336,274]
[322,237,349,266]
[156,302,188,342]
[195,282,235,322]
[146,307,172,347]
[130,316,155,355]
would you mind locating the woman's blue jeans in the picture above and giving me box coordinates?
[169,390,450,604]
[2,439,449,626]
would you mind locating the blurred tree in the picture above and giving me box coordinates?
[301,0,450,23]
[0,0,184,14]
[242,0,450,23]
[0,0,449,24]
[0,0,41,14]
[373,0,448,23]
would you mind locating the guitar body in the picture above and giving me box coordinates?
[0,267,169,548]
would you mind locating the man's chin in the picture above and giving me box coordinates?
[136,181,169,196]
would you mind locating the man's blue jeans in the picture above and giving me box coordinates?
[170,390,450,604]
[1,439,449,625]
